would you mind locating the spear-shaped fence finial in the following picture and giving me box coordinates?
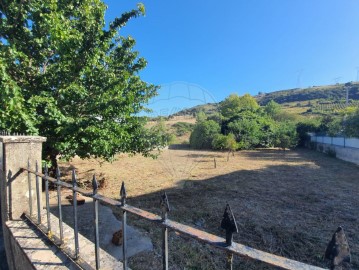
[44,163,48,176]
[221,204,238,246]
[160,192,170,221]
[56,167,61,181]
[72,169,77,187]
[92,174,98,194]
[120,181,127,206]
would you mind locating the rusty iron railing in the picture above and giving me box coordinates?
[21,162,351,270]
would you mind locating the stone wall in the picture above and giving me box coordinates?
[4,213,123,270]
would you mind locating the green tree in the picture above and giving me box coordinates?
[343,108,359,137]
[212,133,236,150]
[264,100,298,122]
[190,120,220,149]
[264,100,281,118]
[227,117,260,149]
[327,118,342,136]
[150,118,175,146]
[226,111,275,149]
[226,133,237,152]
[318,115,340,135]
[0,1,158,169]
[240,93,260,111]
[274,121,298,150]
[220,93,259,118]
[212,134,228,150]
[296,119,320,147]
[196,110,207,123]
[212,133,237,160]
[219,94,241,118]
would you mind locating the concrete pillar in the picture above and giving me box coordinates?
[0,136,46,223]
[0,136,46,269]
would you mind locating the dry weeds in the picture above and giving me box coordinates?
[59,148,359,270]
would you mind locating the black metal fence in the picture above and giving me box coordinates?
[21,161,350,270]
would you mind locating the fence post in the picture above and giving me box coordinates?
[93,175,100,270]
[35,161,41,224]
[160,193,170,270]
[120,182,128,270]
[72,170,80,259]
[44,164,52,234]
[27,159,33,217]
[56,167,64,244]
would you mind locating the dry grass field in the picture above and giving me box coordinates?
[59,147,359,270]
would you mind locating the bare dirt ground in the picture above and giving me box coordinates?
[59,148,359,270]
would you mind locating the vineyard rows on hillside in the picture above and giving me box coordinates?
[310,100,359,114]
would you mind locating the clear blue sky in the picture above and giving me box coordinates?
[104,0,359,116]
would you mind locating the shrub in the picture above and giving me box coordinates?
[273,121,298,150]
[296,120,320,147]
[150,118,175,146]
[212,134,229,150]
[212,133,237,151]
[190,120,220,149]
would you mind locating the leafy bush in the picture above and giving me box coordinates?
[273,121,298,150]
[225,111,276,149]
[150,119,175,146]
[296,120,320,147]
[190,120,220,149]
[344,108,359,137]
[212,133,237,151]
[264,100,281,118]
[212,134,228,150]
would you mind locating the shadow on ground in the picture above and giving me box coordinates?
[49,198,153,261]
[121,149,358,270]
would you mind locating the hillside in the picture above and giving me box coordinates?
[256,82,359,105]
[170,103,219,117]
[170,82,359,117]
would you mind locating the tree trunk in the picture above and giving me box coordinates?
[48,151,59,177]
